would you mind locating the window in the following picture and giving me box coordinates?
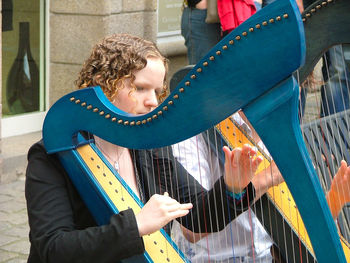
[2,0,46,137]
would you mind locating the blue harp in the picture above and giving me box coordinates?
[42,0,346,262]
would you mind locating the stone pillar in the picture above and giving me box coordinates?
[49,0,157,105]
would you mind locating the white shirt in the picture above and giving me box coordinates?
[171,113,273,263]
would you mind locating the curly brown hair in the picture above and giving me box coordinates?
[75,33,168,102]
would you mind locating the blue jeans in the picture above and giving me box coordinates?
[181,7,222,64]
[320,45,350,117]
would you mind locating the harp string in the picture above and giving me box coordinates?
[228,113,290,263]
[171,133,218,261]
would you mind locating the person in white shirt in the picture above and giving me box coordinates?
[171,112,280,263]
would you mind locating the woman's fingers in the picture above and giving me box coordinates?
[166,202,193,213]
[136,194,193,236]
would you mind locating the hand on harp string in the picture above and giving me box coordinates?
[135,192,193,236]
[223,144,263,193]
[223,144,284,200]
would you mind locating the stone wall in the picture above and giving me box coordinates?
[49,0,158,106]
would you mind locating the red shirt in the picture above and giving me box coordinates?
[218,0,256,32]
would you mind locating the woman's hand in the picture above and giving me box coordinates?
[327,160,350,219]
[223,144,263,193]
[136,192,193,236]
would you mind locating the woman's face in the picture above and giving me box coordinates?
[112,58,166,115]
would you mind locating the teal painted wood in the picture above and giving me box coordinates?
[43,0,304,153]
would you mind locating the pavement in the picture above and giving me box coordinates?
[0,176,29,263]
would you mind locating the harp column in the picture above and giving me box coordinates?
[244,76,346,263]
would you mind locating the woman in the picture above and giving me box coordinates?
[25,33,262,263]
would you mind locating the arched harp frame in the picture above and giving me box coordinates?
[42,0,347,262]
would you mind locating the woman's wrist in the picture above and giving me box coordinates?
[226,182,256,205]
[226,188,247,200]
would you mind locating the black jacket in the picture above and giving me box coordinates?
[25,141,254,263]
